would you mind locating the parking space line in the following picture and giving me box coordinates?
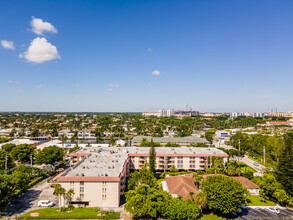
[253,208,269,216]
[281,209,293,216]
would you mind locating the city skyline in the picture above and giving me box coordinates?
[1,0,293,112]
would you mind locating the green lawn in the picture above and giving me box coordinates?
[238,162,256,173]
[247,195,276,206]
[201,213,225,220]
[19,207,120,219]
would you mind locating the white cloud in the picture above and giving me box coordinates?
[1,40,15,50]
[20,37,60,63]
[8,80,13,84]
[152,70,160,76]
[108,83,119,92]
[31,17,58,35]
[36,84,43,89]
[147,48,152,52]
[109,83,119,88]
[75,83,80,87]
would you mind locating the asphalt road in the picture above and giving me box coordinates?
[4,178,58,219]
[238,207,293,220]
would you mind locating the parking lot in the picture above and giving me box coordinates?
[238,207,293,219]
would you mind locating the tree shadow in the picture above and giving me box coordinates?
[7,189,41,216]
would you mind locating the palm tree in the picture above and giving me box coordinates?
[59,134,68,148]
[195,191,208,215]
[188,191,195,201]
[193,173,203,189]
[54,184,66,208]
[59,134,68,157]
[65,189,75,206]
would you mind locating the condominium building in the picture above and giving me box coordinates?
[142,109,199,117]
[57,147,228,208]
[132,136,208,147]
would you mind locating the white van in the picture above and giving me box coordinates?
[37,200,55,207]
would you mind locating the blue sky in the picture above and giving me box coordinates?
[0,0,292,112]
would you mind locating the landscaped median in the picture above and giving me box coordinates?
[18,207,120,219]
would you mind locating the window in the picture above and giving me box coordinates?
[80,187,84,192]
[102,194,107,201]
[190,165,196,168]
[177,156,183,159]
[80,181,84,186]
[80,194,84,200]
[177,165,183,168]
[102,188,107,193]
[102,181,107,186]
[70,181,74,188]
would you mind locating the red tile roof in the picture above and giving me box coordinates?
[165,174,259,199]
[165,175,198,200]
[200,174,259,189]
[57,176,120,182]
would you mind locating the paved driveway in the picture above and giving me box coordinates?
[4,178,58,219]
[238,207,293,219]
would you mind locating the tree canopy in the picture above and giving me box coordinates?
[35,145,64,165]
[201,175,247,214]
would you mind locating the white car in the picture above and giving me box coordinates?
[267,207,280,214]
[38,200,55,207]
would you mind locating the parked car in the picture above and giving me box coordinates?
[267,207,280,214]
[253,162,259,166]
[236,208,243,214]
[38,200,55,207]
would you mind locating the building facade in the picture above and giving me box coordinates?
[57,146,228,208]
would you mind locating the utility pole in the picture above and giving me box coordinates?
[4,154,7,173]
[30,154,33,167]
[238,139,241,151]
[209,143,212,168]
[263,145,266,164]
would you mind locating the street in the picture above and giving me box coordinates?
[4,178,58,219]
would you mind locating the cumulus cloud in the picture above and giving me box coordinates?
[109,83,119,88]
[152,70,160,76]
[108,83,119,92]
[8,80,13,84]
[19,37,60,63]
[36,84,43,89]
[31,17,58,35]
[1,40,15,50]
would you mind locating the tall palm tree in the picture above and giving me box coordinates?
[195,191,208,215]
[65,189,75,206]
[54,184,66,208]
[193,173,203,189]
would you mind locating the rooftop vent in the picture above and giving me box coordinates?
[81,173,85,176]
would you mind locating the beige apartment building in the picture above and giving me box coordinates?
[57,147,228,208]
